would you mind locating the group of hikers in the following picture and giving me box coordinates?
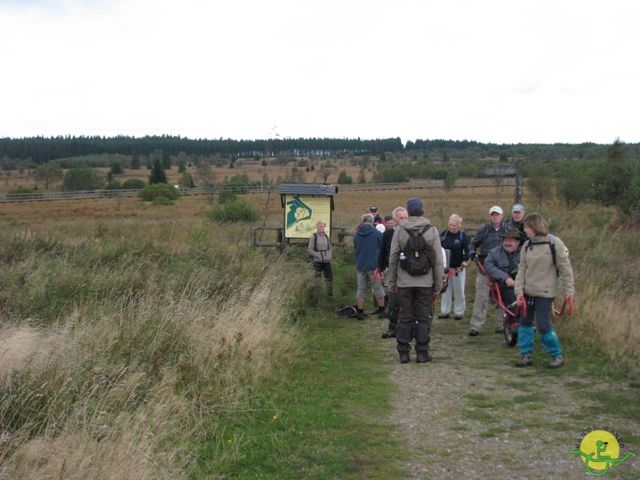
[308,199,575,368]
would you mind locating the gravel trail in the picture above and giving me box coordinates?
[371,315,640,480]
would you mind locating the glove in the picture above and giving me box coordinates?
[566,295,574,315]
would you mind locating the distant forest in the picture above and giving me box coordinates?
[2,135,639,164]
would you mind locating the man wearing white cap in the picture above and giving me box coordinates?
[468,206,507,336]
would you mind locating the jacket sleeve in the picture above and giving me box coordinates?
[431,227,445,290]
[484,248,507,283]
[308,235,317,260]
[555,237,575,296]
[514,241,528,295]
[378,233,388,270]
[469,224,486,256]
[387,229,400,288]
[461,232,470,262]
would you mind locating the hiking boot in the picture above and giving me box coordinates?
[454,315,463,320]
[438,313,450,319]
[549,355,564,368]
[356,309,366,321]
[515,354,533,367]
[416,352,432,363]
[377,308,387,319]
[381,329,396,339]
[399,352,410,364]
[468,328,480,337]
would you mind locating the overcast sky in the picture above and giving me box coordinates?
[1,0,639,144]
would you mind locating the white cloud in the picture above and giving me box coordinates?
[1,0,639,143]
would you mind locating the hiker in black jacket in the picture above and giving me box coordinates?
[438,214,469,320]
[468,206,507,336]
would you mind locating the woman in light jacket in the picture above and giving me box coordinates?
[514,213,575,368]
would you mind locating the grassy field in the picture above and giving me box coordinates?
[1,184,638,478]
[0,156,377,194]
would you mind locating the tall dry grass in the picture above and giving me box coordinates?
[554,212,640,370]
[1,185,638,478]
[0,217,311,478]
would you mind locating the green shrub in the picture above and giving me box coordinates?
[179,172,195,188]
[139,183,179,202]
[121,178,146,190]
[208,198,258,222]
[7,187,43,199]
[106,180,122,190]
[62,166,105,191]
[148,158,168,184]
[152,196,173,205]
[337,170,353,184]
[373,165,408,183]
[218,189,237,204]
[110,162,124,174]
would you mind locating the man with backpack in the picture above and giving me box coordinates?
[387,198,445,364]
[308,220,333,296]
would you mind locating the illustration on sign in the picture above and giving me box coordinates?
[284,195,331,239]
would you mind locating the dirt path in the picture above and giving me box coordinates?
[372,315,640,479]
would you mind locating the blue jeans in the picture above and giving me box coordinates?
[519,296,553,334]
[518,296,562,358]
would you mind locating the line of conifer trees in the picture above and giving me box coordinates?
[1,135,639,166]
[0,136,404,164]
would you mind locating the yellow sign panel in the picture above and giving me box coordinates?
[284,195,332,239]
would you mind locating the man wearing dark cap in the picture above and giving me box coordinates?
[484,228,524,341]
[387,197,444,364]
[484,228,523,315]
[369,205,383,225]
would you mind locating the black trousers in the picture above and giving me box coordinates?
[313,262,333,280]
[396,287,433,354]
[387,291,400,331]
[500,286,516,308]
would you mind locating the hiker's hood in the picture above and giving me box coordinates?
[356,223,377,236]
[400,216,431,231]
